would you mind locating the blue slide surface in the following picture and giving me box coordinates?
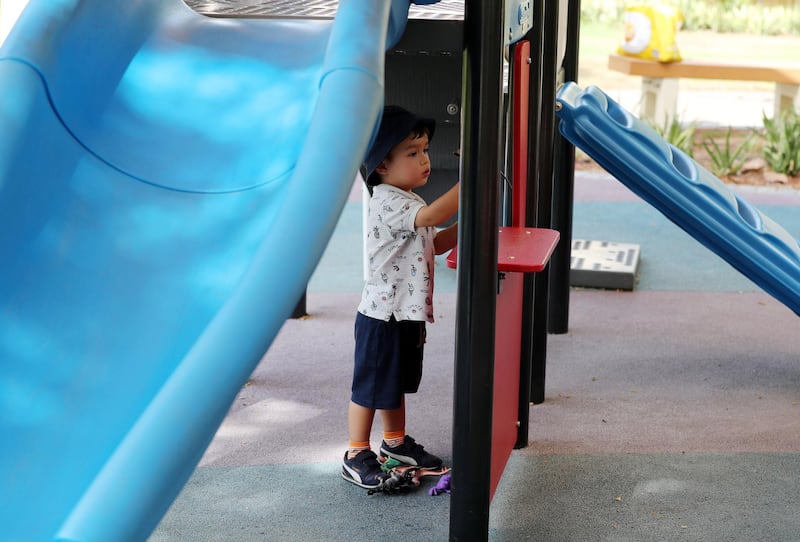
[0,1,432,539]
[556,82,800,316]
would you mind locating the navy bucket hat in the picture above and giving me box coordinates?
[363,105,436,191]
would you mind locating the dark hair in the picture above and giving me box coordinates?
[363,106,436,195]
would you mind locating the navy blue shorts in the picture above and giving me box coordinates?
[351,312,426,410]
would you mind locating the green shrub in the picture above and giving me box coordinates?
[701,127,756,177]
[581,0,624,24]
[648,115,696,158]
[761,110,800,176]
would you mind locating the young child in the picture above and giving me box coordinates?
[342,105,460,489]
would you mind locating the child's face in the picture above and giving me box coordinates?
[375,132,431,192]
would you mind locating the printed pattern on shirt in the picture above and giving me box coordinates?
[358,184,437,323]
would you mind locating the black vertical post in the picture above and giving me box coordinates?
[516,2,546,448]
[548,0,582,334]
[290,291,307,319]
[449,1,504,540]
[529,0,560,405]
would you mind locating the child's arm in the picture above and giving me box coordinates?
[433,222,458,255]
[414,182,459,228]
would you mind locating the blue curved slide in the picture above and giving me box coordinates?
[0,1,435,540]
[556,82,800,316]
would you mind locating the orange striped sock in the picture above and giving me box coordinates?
[347,441,370,459]
[383,430,405,448]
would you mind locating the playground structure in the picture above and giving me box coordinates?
[0,0,567,539]
[0,0,580,537]
[2,1,799,541]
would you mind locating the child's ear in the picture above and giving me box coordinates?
[375,160,389,175]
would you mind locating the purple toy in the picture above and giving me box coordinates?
[429,473,451,496]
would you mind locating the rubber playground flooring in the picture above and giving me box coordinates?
[152,172,800,541]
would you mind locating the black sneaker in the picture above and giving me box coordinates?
[341,450,390,489]
[379,435,442,468]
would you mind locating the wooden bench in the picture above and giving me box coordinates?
[608,53,800,125]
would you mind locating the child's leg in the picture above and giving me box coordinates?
[379,396,406,447]
[347,400,376,458]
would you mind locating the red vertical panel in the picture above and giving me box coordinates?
[489,40,532,499]
[512,40,530,228]
[490,272,523,498]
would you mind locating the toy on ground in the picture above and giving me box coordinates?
[366,457,452,495]
[429,473,452,496]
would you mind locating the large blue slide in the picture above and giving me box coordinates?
[556,82,800,316]
[0,1,432,539]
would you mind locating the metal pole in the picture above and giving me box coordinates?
[529,0,560,405]
[548,0,582,334]
[449,0,504,539]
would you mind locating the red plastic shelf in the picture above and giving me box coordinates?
[446,227,560,273]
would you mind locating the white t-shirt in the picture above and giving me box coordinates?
[358,184,437,323]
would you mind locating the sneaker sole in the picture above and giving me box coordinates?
[341,470,383,490]
[379,448,418,466]
[379,448,442,469]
